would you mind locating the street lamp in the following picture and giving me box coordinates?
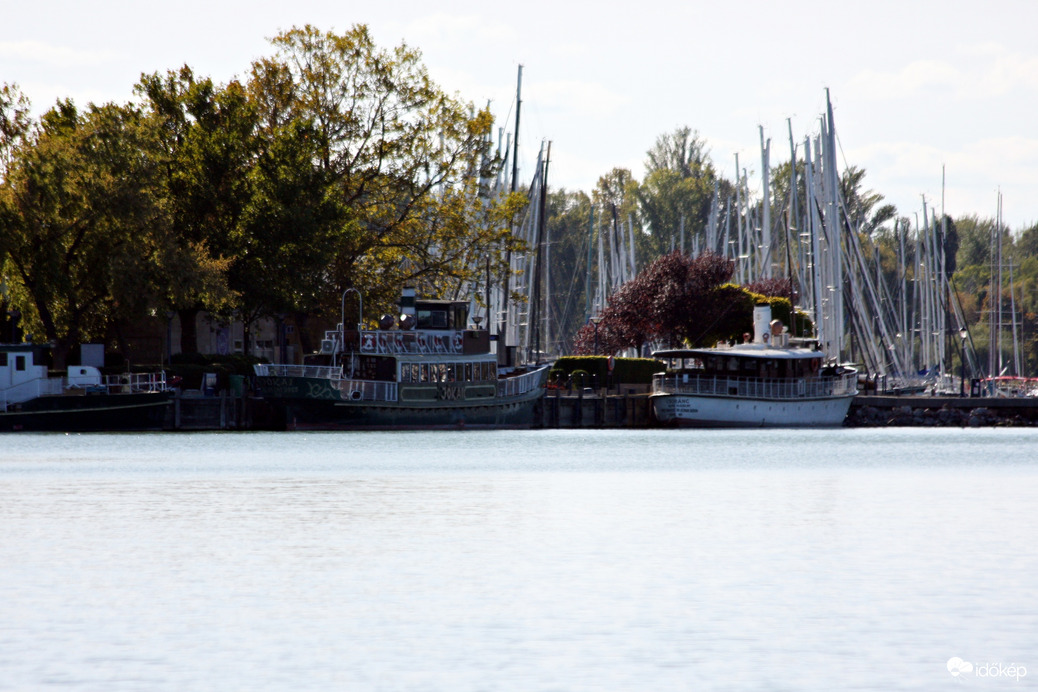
[339,288,362,367]
[589,316,600,356]
[959,327,968,397]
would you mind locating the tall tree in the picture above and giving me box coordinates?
[0,97,227,366]
[136,67,250,353]
[638,127,732,261]
[572,251,739,354]
[256,24,510,322]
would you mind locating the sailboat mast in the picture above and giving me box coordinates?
[499,65,523,365]
[760,126,772,279]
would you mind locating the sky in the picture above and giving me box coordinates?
[5,0,1038,229]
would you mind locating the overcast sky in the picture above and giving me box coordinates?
[5,0,1038,229]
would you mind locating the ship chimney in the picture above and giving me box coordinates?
[753,305,772,345]
[399,287,416,330]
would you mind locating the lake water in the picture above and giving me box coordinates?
[0,428,1035,691]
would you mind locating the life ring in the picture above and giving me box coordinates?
[762,332,770,343]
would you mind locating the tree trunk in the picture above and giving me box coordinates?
[178,308,200,354]
[293,312,313,357]
[243,318,252,360]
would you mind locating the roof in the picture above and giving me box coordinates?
[653,344,825,361]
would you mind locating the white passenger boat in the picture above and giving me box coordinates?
[650,306,857,427]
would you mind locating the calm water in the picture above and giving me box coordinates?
[0,429,1035,691]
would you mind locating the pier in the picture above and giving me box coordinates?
[848,394,1038,427]
[540,389,655,428]
[159,387,1038,430]
[539,390,1038,429]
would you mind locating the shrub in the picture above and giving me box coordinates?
[553,356,665,385]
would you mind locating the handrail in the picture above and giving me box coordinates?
[651,371,858,400]
[1,371,167,411]
[254,363,548,402]
[254,364,341,379]
[497,366,549,397]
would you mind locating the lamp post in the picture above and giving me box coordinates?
[339,288,362,368]
[959,328,968,397]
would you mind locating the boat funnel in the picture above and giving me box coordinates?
[753,305,772,345]
[399,287,416,329]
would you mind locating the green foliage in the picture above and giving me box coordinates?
[553,356,665,384]
[167,352,264,390]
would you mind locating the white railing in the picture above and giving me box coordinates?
[652,371,858,400]
[498,367,548,398]
[1,371,167,411]
[97,372,168,393]
[255,363,546,402]
[254,364,341,379]
[253,364,398,402]
[1,378,64,411]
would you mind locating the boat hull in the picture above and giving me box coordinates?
[0,391,173,432]
[650,392,854,428]
[280,396,542,431]
[255,372,547,431]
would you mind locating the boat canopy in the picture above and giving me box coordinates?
[653,343,824,362]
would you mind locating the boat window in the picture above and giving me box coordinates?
[411,364,420,382]
[420,364,430,383]
[0,353,6,367]
[464,363,473,382]
[417,308,449,330]
[436,363,447,383]
[400,364,411,383]
[447,364,456,382]
[728,357,739,371]
[16,355,26,371]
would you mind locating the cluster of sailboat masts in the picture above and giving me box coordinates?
[468,77,1021,388]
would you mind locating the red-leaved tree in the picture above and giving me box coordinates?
[573,251,740,355]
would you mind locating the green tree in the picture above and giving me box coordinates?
[257,25,509,320]
[136,67,250,353]
[637,127,725,261]
[839,166,897,236]
[0,97,227,366]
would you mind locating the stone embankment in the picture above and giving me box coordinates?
[847,395,1038,428]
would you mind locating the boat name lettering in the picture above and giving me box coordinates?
[438,385,463,401]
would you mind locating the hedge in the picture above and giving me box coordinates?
[552,356,665,385]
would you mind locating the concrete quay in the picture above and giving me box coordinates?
[848,394,1038,427]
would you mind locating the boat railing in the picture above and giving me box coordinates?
[1,378,65,411]
[96,372,168,394]
[253,364,399,402]
[254,364,341,379]
[0,371,167,411]
[651,371,858,399]
[498,366,548,398]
